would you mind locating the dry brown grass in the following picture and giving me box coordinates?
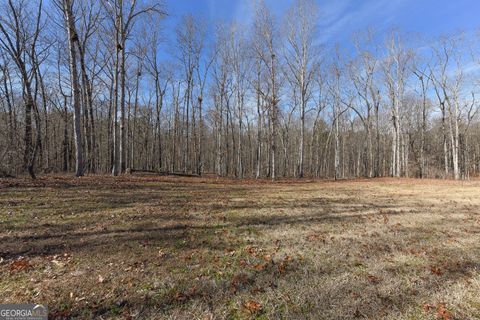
[0,175,479,319]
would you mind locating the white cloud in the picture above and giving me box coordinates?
[317,0,410,44]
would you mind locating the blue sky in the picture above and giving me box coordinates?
[163,0,479,48]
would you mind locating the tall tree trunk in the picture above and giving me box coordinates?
[441,105,448,177]
[298,93,305,178]
[119,35,126,174]
[77,42,95,173]
[111,47,120,175]
[197,96,203,175]
[63,0,84,177]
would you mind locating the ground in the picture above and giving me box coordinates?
[0,175,479,320]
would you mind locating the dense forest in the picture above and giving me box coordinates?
[1,0,479,180]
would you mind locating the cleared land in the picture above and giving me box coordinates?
[0,176,479,319]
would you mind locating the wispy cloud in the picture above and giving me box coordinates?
[317,0,410,44]
[231,0,292,28]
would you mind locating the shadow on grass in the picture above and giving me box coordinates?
[1,177,478,319]
[0,200,404,260]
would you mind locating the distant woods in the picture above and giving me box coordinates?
[1,0,480,180]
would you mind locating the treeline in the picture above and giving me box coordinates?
[1,0,480,179]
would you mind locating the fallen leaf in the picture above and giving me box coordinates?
[253,263,266,271]
[277,255,293,274]
[436,303,452,320]
[367,274,381,284]
[410,249,422,257]
[243,300,262,313]
[244,246,257,256]
[10,259,31,273]
[174,292,186,301]
[430,266,443,276]
[423,303,435,313]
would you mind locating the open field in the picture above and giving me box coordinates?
[0,176,479,319]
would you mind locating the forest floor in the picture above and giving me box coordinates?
[0,175,479,319]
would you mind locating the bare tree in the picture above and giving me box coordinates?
[412,50,432,178]
[102,0,163,175]
[383,32,411,177]
[144,22,170,171]
[0,0,44,178]
[176,15,205,174]
[430,36,463,179]
[253,0,280,180]
[1,1,480,181]
[283,0,318,178]
[61,0,84,177]
[349,31,380,177]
